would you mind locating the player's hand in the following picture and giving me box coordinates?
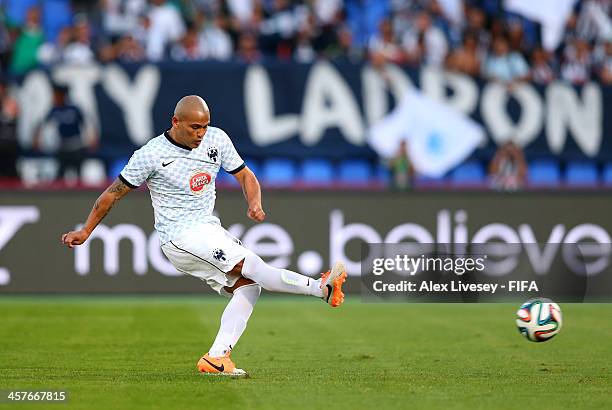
[61,229,89,248]
[247,206,266,222]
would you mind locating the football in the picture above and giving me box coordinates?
[516,298,563,342]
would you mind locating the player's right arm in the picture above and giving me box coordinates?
[61,178,133,248]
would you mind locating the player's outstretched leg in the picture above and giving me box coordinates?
[241,251,347,307]
[198,282,260,377]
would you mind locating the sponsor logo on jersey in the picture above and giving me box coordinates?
[189,170,212,194]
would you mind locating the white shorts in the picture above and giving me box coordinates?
[161,222,249,297]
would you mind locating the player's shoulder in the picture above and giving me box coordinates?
[206,126,232,142]
[132,133,166,158]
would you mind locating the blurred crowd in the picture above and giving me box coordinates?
[0,0,609,84]
[0,0,610,187]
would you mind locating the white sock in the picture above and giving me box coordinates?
[241,251,324,297]
[208,283,261,358]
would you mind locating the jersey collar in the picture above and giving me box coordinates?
[164,129,192,151]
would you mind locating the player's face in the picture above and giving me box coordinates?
[175,110,210,149]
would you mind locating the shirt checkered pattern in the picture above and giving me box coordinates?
[120,126,245,244]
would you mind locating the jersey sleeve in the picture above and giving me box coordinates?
[119,146,157,188]
[219,130,245,174]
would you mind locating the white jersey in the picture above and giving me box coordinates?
[119,127,245,244]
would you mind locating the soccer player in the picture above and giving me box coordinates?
[61,95,346,376]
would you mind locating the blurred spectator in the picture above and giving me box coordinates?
[505,14,538,52]
[488,142,527,191]
[236,31,262,63]
[598,42,612,85]
[529,47,556,85]
[389,140,413,191]
[464,4,489,49]
[506,20,525,52]
[171,24,206,61]
[114,33,147,63]
[9,6,43,75]
[294,24,316,63]
[33,85,97,182]
[401,10,448,67]
[324,26,362,63]
[0,80,19,178]
[259,0,309,60]
[62,18,95,65]
[101,0,147,39]
[368,19,406,65]
[37,26,72,66]
[561,39,593,85]
[226,0,257,28]
[146,0,185,61]
[446,31,481,77]
[312,0,343,27]
[483,35,529,83]
[226,0,263,36]
[197,9,233,61]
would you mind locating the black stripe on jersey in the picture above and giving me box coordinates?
[169,241,226,274]
[164,129,192,151]
[180,157,217,166]
[118,173,138,189]
[228,162,246,174]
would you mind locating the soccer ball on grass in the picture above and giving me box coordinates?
[516,298,562,342]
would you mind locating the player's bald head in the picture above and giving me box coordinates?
[174,95,209,120]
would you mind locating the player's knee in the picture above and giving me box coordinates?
[240,251,266,280]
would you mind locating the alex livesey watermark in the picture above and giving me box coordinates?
[360,243,612,303]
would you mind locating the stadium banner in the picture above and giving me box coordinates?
[1,191,612,300]
[14,62,612,162]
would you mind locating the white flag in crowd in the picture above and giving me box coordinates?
[367,89,485,178]
[505,0,578,51]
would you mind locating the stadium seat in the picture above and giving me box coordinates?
[17,158,58,185]
[565,161,598,187]
[528,159,561,187]
[81,159,107,186]
[216,158,259,186]
[215,169,237,186]
[338,160,371,185]
[414,173,447,187]
[375,163,391,185]
[301,159,333,185]
[450,161,485,185]
[603,163,612,186]
[261,158,297,186]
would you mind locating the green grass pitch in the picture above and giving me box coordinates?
[0,297,610,410]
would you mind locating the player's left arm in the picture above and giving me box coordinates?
[232,166,265,222]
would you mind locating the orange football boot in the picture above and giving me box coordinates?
[320,261,347,307]
[197,352,247,377]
